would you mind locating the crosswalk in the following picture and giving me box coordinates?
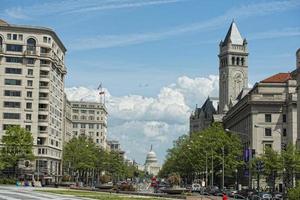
[0,186,88,200]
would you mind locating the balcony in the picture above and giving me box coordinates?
[25,49,38,56]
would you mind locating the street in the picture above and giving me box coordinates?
[0,186,88,200]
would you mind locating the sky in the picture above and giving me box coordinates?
[1,0,299,164]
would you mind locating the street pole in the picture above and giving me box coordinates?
[205,152,208,187]
[222,147,225,190]
[211,149,214,187]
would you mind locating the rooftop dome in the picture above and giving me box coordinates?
[145,145,158,164]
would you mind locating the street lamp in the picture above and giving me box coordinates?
[225,128,252,189]
[37,138,41,182]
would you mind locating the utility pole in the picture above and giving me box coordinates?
[222,146,225,190]
[205,152,208,187]
[211,149,214,187]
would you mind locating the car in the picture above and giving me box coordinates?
[259,192,272,200]
[233,194,247,199]
[192,183,201,192]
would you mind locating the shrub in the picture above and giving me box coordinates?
[0,178,16,185]
[288,182,300,200]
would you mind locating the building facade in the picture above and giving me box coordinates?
[144,146,160,176]
[189,97,218,134]
[219,21,248,114]
[223,72,297,155]
[0,19,67,182]
[70,101,108,149]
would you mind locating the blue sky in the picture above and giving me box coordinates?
[1,0,299,163]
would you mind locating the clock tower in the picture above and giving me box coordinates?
[218,21,248,113]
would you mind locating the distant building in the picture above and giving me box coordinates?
[0,19,67,182]
[144,145,160,176]
[107,140,125,159]
[189,97,218,135]
[69,101,108,149]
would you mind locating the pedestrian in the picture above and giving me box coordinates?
[222,192,228,200]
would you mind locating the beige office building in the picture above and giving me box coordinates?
[69,101,108,149]
[0,19,67,182]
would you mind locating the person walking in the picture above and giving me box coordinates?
[222,192,228,200]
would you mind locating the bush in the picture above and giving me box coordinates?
[167,173,181,186]
[0,178,16,184]
[288,182,300,200]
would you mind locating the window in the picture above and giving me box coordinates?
[4,101,21,108]
[96,132,99,137]
[81,124,86,128]
[81,110,87,113]
[27,80,33,87]
[13,34,17,40]
[265,114,272,122]
[89,124,94,129]
[6,44,23,52]
[3,113,20,119]
[264,143,272,150]
[7,33,11,40]
[4,90,21,97]
[27,38,36,51]
[56,141,58,147]
[26,114,32,120]
[28,69,33,76]
[43,36,47,43]
[73,131,78,136]
[25,125,31,131]
[283,114,287,123]
[18,34,23,41]
[89,110,95,114]
[73,109,79,113]
[51,140,54,145]
[5,79,21,85]
[27,91,32,98]
[283,128,287,137]
[96,139,99,143]
[5,68,22,74]
[3,124,15,130]
[6,57,23,63]
[73,123,78,128]
[265,128,272,137]
[26,102,32,109]
[26,58,35,64]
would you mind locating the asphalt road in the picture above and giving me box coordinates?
[0,186,88,200]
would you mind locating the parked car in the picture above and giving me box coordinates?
[192,183,201,192]
[233,194,247,199]
[259,192,272,200]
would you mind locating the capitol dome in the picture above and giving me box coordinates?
[146,150,158,163]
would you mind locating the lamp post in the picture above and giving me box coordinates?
[211,148,214,187]
[222,146,225,190]
[37,138,41,182]
[225,128,251,188]
[235,169,238,190]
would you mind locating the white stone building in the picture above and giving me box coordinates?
[144,146,160,176]
[69,101,108,149]
[0,19,67,182]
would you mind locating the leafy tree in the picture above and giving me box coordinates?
[288,181,300,200]
[260,147,283,192]
[0,125,34,177]
[282,144,300,189]
[159,123,243,186]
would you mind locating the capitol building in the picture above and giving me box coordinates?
[144,145,161,176]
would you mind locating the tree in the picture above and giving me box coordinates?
[0,125,34,177]
[282,144,300,189]
[260,147,283,192]
[159,123,243,186]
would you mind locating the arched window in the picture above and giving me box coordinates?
[0,36,2,46]
[241,58,244,66]
[237,57,240,65]
[27,38,36,51]
[232,57,235,65]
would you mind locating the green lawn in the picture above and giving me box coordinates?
[37,189,167,200]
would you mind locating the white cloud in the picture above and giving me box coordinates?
[4,0,183,19]
[249,27,300,40]
[70,0,300,50]
[65,74,219,163]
